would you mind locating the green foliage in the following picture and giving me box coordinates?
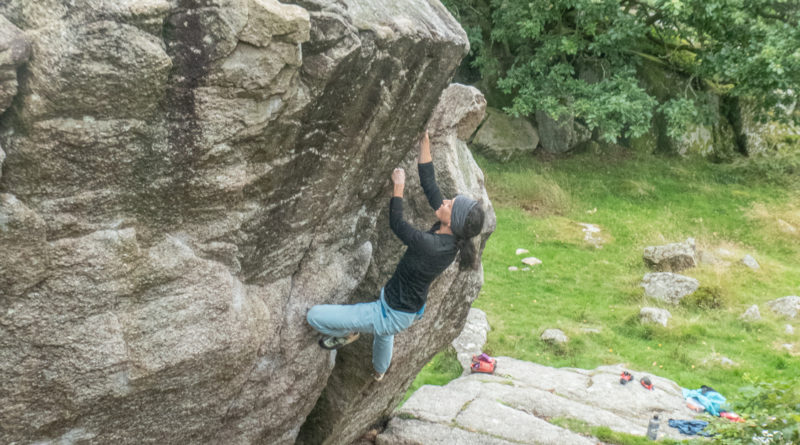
[442,0,800,144]
[682,286,726,310]
[402,347,462,404]
[705,375,800,444]
[723,148,800,186]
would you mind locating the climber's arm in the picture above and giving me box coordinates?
[418,130,432,163]
[390,167,425,246]
[418,131,443,211]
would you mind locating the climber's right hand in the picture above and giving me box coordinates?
[391,168,405,186]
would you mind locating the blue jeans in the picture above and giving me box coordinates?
[306,289,420,373]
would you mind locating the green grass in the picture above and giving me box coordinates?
[402,347,463,403]
[409,148,800,426]
[550,417,692,445]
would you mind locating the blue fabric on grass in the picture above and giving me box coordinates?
[682,388,728,416]
[668,419,710,436]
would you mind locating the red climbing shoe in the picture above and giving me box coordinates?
[470,354,496,373]
[640,377,654,390]
[620,371,633,385]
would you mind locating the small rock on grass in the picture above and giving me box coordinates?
[741,254,760,270]
[768,296,800,319]
[704,354,736,367]
[786,324,795,335]
[739,305,761,322]
[516,248,529,255]
[522,257,542,266]
[508,266,519,272]
[640,272,699,305]
[698,250,723,265]
[777,219,797,234]
[540,328,568,344]
[640,307,671,327]
[643,238,697,272]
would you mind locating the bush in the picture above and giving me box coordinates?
[724,149,800,187]
[682,286,726,310]
[705,375,800,444]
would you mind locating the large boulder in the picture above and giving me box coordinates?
[535,110,590,154]
[0,2,487,444]
[643,238,697,272]
[731,98,800,155]
[634,60,738,159]
[379,359,697,443]
[472,107,539,160]
[641,272,699,305]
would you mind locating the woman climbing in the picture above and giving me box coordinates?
[306,130,486,381]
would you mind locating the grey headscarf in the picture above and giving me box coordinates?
[450,195,478,238]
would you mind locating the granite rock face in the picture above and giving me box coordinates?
[0,2,491,444]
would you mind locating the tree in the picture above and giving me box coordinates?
[443,0,800,145]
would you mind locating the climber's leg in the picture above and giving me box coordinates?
[371,333,394,374]
[307,288,417,374]
[306,300,377,338]
[370,289,416,374]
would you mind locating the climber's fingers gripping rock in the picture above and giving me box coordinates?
[391,168,405,186]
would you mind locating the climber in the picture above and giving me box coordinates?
[306,130,486,382]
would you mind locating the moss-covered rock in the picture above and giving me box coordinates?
[734,99,800,155]
[472,107,539,160]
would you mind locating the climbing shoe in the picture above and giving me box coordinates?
[470,354,496,374]
[372,370,385,382]
[318,332,360,350]
[620,371,633,385]
[640,376,654,391]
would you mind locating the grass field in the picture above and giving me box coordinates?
[408,147,800,407]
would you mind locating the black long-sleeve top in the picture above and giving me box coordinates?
[384,162,457,313]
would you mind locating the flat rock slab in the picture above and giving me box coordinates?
[381,358,697,444]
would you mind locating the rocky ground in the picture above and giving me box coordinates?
[378,358,699,444]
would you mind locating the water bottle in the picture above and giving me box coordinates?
[646,414,660,440]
